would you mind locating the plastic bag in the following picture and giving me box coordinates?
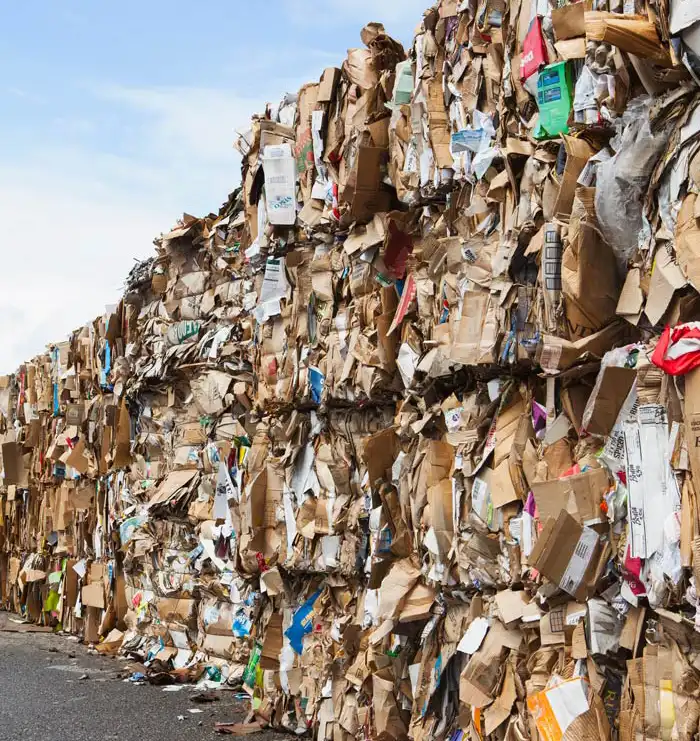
[595,97,668,274]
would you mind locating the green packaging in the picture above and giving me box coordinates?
[534,62,574,140]
[243,641,262,688]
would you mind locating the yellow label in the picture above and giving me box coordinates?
[659,678,675,741]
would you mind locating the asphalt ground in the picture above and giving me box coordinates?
[0,612,286,741]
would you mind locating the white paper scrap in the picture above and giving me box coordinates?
[457,616,490,654]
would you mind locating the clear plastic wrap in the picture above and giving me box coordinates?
[595,97,668,274]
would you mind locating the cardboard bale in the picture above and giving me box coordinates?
[0,6,698,741]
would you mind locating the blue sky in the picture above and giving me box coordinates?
[0,0,425,370]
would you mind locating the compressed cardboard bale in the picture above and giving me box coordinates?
[3,5,700,741]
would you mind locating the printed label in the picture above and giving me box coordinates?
[539,340,562,372]
[559,527,598,596]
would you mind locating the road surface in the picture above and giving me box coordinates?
[0,612,283,741]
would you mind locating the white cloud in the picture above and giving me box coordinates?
[0,0,425,373]
[0,86,268,371]
[94,85,264,164]
[0,158,168,370]
[6,87,45,104]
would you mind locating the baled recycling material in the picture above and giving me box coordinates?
[5,1,700,739]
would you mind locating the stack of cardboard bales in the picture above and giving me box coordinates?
[4,1,700,739]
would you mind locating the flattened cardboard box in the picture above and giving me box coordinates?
[81,582,105,610]
[529,510,609,602]
[1,441,22,486]
[317,67,340,103]
[685,368,700,483]
[155,597,197,624]
[65,403,85,427]
[583,366,636,437]
[342,147,391,221]
[531,467,608,525]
